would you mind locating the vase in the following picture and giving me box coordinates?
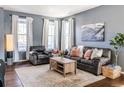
[115,50,119,66]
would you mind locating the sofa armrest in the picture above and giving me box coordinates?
[43,51,53,57]
[29,52,38,60]
[0,59,5,76]
[91,57,110,75]
[93,57,110,65]
[0,59,5,87]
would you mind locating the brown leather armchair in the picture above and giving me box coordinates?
[29,46,52,65]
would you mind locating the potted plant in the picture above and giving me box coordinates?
[110,33,124,66]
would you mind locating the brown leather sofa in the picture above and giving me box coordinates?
[64,46,112,75]
[0,59,5,87]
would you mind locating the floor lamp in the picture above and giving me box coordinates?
[6,34,14,65]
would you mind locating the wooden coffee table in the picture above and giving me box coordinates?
[49,57,77,77]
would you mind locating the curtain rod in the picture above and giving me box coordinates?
[9,14,61,20]
[9,14,27,18]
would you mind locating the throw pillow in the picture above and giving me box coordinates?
[91,48,103,59]
[70,47,80,57]
[84,49,93,60]
[77,45,84,57]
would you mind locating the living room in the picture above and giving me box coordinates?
[0,3,124,90]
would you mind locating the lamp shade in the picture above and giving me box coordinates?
[6,34,14,51]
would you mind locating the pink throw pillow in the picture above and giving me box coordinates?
[83,49,93,60]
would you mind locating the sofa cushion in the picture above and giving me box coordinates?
[38,55,49,59]
[71,57,81,60]
[93,57,110,65]
[91,48,103,59]
[84,49,93,60]
[80,59,95,66]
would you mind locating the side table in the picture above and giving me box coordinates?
[102,65,122,79]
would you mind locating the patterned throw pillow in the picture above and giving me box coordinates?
[84,49,93,60]
[70,47,80,57]
[91,48,103,59]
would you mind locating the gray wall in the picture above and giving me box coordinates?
[4,10,44,46]
[0,8,44,61]
[0,8,4,60]
[0,8,61,61]
[69,5,124,71]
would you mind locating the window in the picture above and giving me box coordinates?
[17,18,27,51]
[48,21,55,49]
[64,21,70,50]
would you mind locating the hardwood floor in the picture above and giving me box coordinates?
[5,62,32,87]
[5,62,124,87]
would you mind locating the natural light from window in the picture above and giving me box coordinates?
[64,21,69,50]
[48,21,55,50]
[17,18,27,51]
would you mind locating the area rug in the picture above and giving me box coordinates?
[15,64,105,87]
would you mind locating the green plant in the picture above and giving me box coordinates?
[110,33,124,65]
[59,50,64,58]
[110,33,124,49]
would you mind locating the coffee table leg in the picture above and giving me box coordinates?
[64,73,66,77]
[64,64,66,77]
[50,61,51,70]
[75,62,77,74]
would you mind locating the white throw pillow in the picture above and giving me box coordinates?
[91,48,103,59]
[77,45,84,57]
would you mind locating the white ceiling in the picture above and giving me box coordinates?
[0,5,100,18]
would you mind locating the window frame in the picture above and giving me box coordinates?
[64,21,70,50]
[47,21,56,50]
[17,18,27,52]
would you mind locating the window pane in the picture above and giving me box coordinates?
[48,21,55,49]
[64,21,70,50]
[17,18,27,51]
[18,35,27,44]
[18,23,27,34]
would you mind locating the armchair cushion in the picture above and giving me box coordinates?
[38,54,49,59]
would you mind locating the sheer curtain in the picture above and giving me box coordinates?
[61,20,66,50]
[68,18,74,49]
[26,17,33,60]
[61,18,74,50]
[42,19,49,49]
[12,15,19,61]
[54,20,59,49]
